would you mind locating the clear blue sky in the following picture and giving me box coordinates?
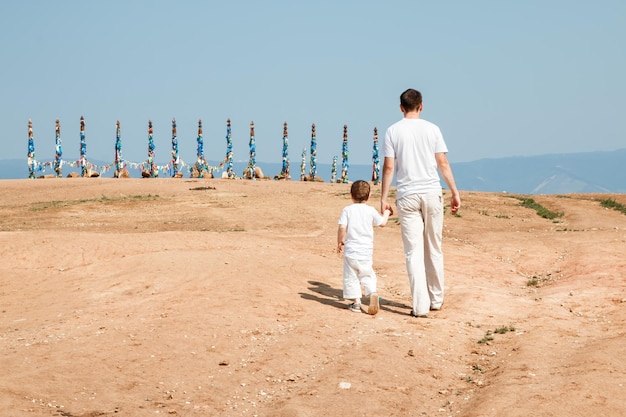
[1,0,624,168]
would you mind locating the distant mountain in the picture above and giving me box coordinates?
[2,149,625,194]
[451,149,626,194]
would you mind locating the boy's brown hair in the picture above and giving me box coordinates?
[350,180,370,203]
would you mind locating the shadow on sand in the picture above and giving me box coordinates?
[300,280,412,316]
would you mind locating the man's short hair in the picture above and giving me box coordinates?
[351,180,370,202]
[400,88,422,112]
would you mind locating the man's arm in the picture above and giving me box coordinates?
[435,152,460,214]
[380,156,395,214]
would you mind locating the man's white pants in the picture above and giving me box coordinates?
[343,257,377,300]
[396,192,445,316]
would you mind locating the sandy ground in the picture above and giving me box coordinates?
[0,178,624,417]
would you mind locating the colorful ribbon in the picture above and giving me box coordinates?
[244,121,256,179]
[54,119,62,177]
[115,120,124,175]
[27,119,36,179]
[79,116,87,177]
[300,147,306,181]
[171,118,179,177]
[146,120,158,177]
[372,127,380,184]
[225,119,235,178]
[310,123,317,180]
[280,122,290,178]
[195,119,210,177]
[331,155,338,183]
[340,124,349,183]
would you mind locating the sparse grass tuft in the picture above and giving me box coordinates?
[598,198,626,215]
[478,330,494,344]
[527,277,540,287]
[526,271,558,287]
[472,364,483,373]
[478,325,516,344]
[514,197,563,220]
[494,325,515,334]
[479,209,509,219]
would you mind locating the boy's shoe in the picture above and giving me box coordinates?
[348,303,362,313]
[368,293,379,315]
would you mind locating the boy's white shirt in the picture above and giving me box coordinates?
[338,203,386,260]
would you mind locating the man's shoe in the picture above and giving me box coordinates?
[410,310,428,318]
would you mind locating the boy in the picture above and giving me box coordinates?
[337,180,391,314]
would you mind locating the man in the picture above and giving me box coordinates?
[380,88,461,318]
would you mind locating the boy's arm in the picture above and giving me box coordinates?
[337,225,347,253]
[378,209,392,227]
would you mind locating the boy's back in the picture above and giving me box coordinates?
[339,203,386,260]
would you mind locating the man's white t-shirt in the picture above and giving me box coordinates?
[383,118,448,200]
[338,203,386,260]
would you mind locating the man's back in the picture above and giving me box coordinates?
[383,118,448,199]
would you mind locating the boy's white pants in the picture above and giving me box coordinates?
[342,257,377,300]
[396,192,445,316]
